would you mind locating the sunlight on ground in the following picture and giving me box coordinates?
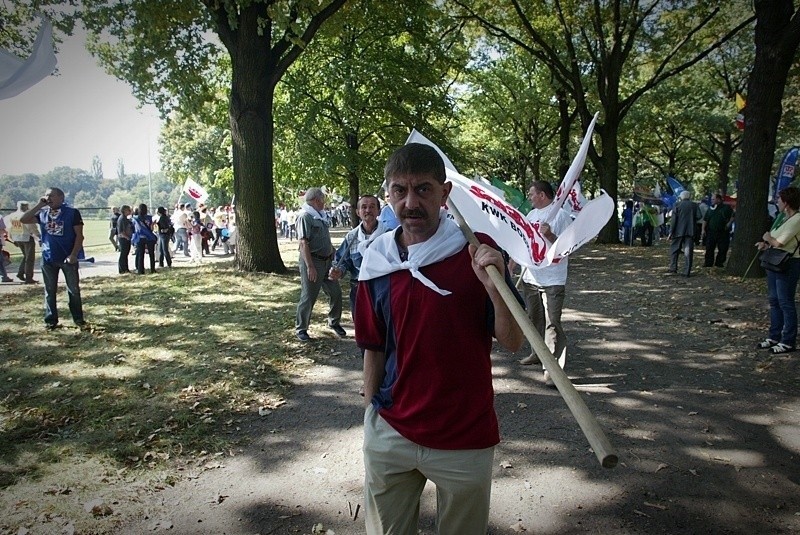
[683,446,766,468]
[565,310,622,328]
[189,293,253,304]
[26,363,141,381]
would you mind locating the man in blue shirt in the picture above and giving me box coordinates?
[330,194,388,315]
[21,187,86,330]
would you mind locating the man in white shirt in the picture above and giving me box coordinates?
[513,181,572,385]
[171,204,190,257]
[5,201,41,283]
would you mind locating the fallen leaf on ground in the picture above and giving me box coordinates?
[83,498,113,517]
[509,521,527,532]
[500,460,513,469]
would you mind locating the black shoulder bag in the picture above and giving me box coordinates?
[760,236,800,273]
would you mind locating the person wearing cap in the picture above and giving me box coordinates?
[4,200,41,283]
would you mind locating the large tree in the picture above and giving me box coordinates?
[454,0,755,242]
[78,0,347,272]
[728,1,800,276]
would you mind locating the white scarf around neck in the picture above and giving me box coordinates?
[356,220,387,254]
[358,210,467,295]
[300,202,329,226]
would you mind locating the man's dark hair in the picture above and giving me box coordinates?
[779,186,800,210]
[384,143,446,184]
[358,194,380,207]
[138,203,148,216]
[531,180,555,200]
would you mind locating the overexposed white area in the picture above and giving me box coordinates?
[0,28,162,176]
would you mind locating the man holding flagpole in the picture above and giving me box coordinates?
[356,143,523,534]
[512,181,573,386]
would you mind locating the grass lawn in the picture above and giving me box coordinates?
[0,238,346,533]
[4,219,116,262]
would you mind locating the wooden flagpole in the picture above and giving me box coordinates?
[447,199,618,469]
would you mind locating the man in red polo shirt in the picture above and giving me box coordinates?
[356,143,523,534]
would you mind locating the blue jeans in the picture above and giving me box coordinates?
[0,245,9,279]
[766,258,800,347]
[41,260,83,325]
[158,235,172,267]
[175,228,189,256]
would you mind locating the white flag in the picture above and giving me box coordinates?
[564,180,589,216]
[0,17,57,100]
[405,124,613,269]
[548,112,599,222]
[183,178,209,204]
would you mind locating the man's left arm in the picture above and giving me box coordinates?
[469,244,524,352]
[68,211,84,264]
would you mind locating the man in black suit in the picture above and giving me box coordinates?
[668,190,702,277]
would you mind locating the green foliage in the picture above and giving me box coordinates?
[457,44,560,190]
[274,0,469,205]
[0,168,181,213]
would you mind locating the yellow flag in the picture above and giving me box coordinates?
[735,93,746,111]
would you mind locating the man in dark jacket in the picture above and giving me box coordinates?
[701,194,735,268]
[668,190,702,277]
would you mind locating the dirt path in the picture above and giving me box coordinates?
[112,240,800,534]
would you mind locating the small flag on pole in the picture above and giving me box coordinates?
[183,178,209,204]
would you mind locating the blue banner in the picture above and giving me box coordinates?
[773,146,800,202]
[666,176,685,197]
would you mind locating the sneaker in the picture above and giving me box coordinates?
[1,277,12,283]
[519,354,541,365]
[296,330,311,342]
[45,323,61,331]
[756,338,779,349]
[330,324,347,338]
[16,274,25,282]
[771,342,795,354]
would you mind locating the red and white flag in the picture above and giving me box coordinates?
[548,112,598,222]
[183,178,209,204]
[406,119,613,269]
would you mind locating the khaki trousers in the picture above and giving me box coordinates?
[363,405,494,535]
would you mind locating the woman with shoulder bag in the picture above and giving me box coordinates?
[756,186,800,354]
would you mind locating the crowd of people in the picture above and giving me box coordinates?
[5,164,797,534]
[275,202,351,241]
[112,202,238,274]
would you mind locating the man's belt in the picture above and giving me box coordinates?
[311,252,333,261]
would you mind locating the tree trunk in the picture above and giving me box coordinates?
[728,1,800,277]
[717,134,733,194]
[596,121,621,243]
[346,132,360,228]
[228,22,286,273]
[557,90,571,180]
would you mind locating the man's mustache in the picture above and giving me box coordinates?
[400,209,426,218]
